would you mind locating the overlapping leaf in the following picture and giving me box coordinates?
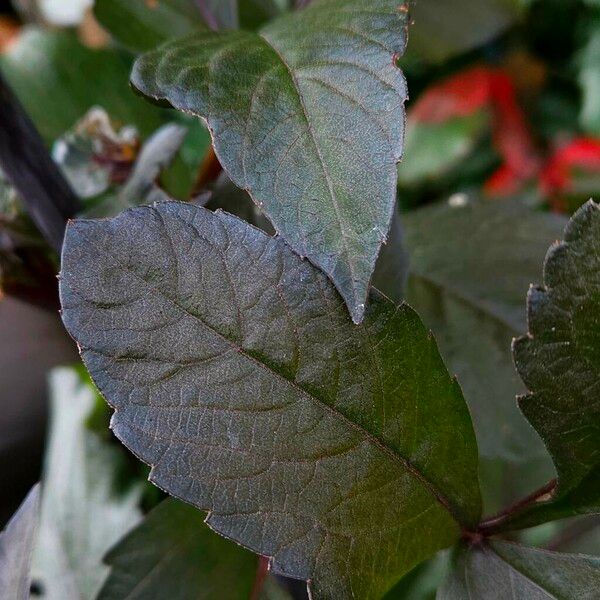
[59,202,480,599]
[0,485,40,600]
[506,200,600,528]
[438,540,600,599]
[99,498,260,600]
[131,0,410,323]
[404,199,566,510]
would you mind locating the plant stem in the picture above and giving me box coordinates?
[191,146,222,198]
[478,478,557,535]
[0,71,80,253]
[250,556,270,600]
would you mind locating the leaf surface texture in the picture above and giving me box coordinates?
[131,0,410,322]
[59,202,481,599]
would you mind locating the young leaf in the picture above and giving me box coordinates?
[507,200,600,528]
[99,498,279,600]
[131,0,410,323]
[438,540,600,599]
[94,0,205,53]
[0,485,40,600]
[32,368,142,600]
[59,202,481,599]
[404,199,566,510]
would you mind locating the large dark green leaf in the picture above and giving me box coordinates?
[99,498,259,599]
[32,368,142,600]
[403,199,566,511]
[0,485,40,600]
[438,540,600,599]
[59,202,480,599]
[94,0,205,53]
[506,200,600,529]
[131,0,410,323]
[0,29,164,143]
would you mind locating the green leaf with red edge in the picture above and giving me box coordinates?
[59,201,481,599]
[130,0,410,323]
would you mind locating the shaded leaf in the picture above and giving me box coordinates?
[131,0,410,323]
[32,367,142,600]
[407,0,520,65]
[507,200,600,528]
[578,18,600,136]
[94,0,205,54]
[438,540,600,599]
[384,551,450,600]
[238,0,292,30]
[0,29,164,143]
[404,199,566,511]
[59,202,481,599]
[100,498,277,600]
[0,485,40,600]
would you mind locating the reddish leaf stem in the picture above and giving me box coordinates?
[191,146,222,197]
[477,478,557,535]
[250,556,270,600]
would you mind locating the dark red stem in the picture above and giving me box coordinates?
[477,479,557,535]
[249,556,270,600]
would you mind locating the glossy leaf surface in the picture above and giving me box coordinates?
[59,202,480,599]
[131,0,410,323]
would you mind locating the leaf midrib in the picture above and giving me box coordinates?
[254,32,361,306]
[77,216,462,527]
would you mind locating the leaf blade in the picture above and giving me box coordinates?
[131,0,410,323]
[509,200,600,527]
[438,540,600,600]
[99,498,259,600]
[94,0,205,53]
[59,202,480,598]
